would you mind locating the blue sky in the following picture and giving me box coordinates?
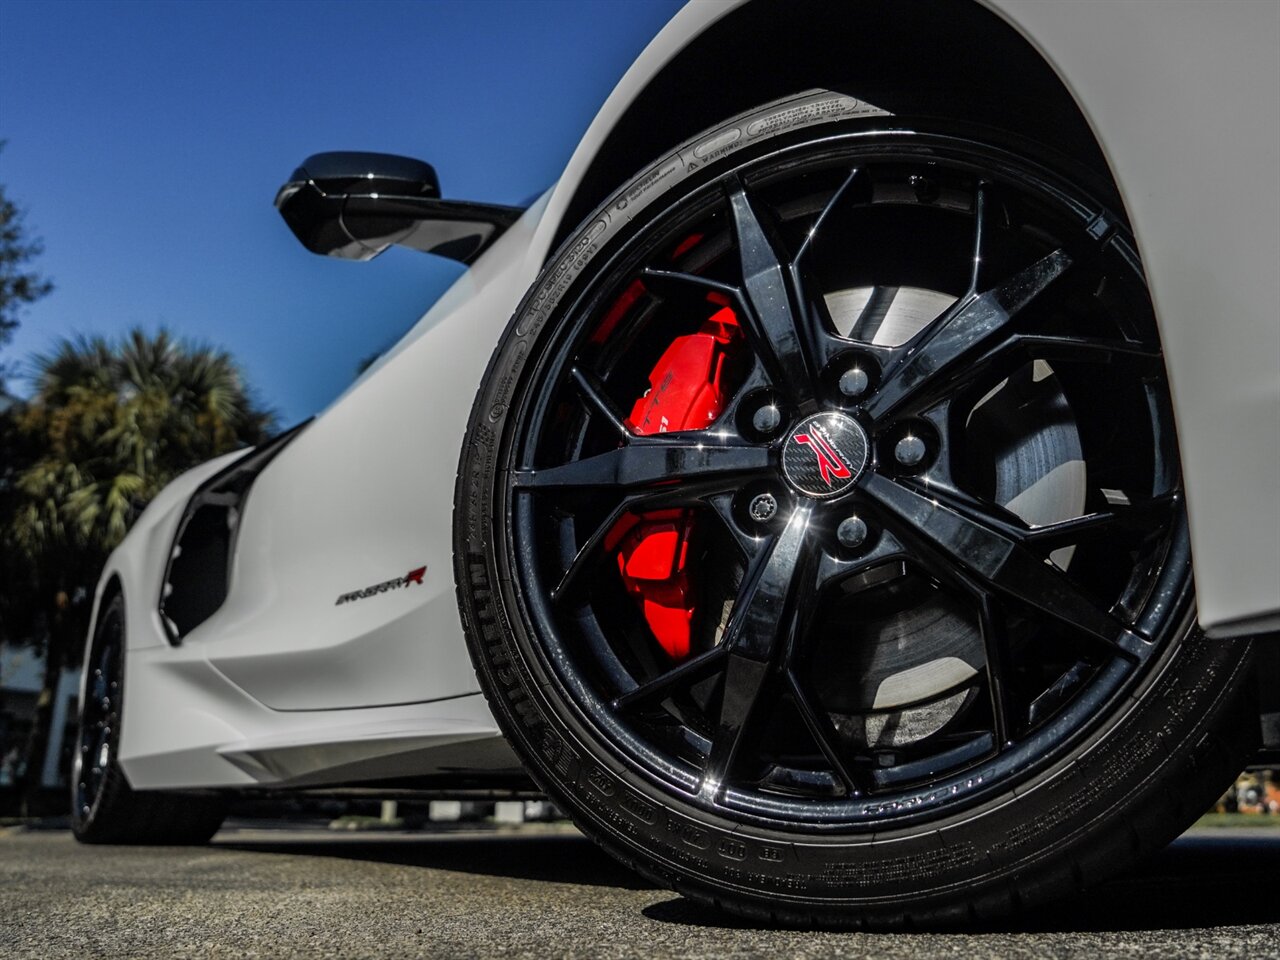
[1,0,685,424]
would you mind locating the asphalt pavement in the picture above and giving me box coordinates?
[2,822,1278,959]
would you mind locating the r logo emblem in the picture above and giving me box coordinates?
[793,431,852,487]
[781,413,868,500]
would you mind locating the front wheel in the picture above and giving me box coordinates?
[455,92,1256,926]
[71,593,227,845]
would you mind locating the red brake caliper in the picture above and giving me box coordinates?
[604,302,741,660]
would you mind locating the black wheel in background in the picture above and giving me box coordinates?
[456,91,1257,927]
[71,593,227,845]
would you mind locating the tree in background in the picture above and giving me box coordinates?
[0,150,54,802]
[3,329,274,810]
[0,144,53,379]
[0,147,53,614]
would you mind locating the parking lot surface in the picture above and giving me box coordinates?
[2,822,1277,959]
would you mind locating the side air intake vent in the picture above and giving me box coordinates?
[159,419,311,644]
[163,499,236,638]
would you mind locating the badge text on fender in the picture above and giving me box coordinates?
[335,566,427,605]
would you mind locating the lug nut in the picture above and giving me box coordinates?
[752,403,782,436]
[748,492,778,523]
[909,174,940,204]
[838,366,870,400]
[837,515,869,549]
[894,434,927,468]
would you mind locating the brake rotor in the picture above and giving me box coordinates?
[820,286,1087,748]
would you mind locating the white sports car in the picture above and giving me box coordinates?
[72,0,1279,927]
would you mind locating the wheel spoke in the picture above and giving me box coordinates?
[699,507,816,797]
[814,531,910,596]
[640,267,747,307]
[793,166,864,269]
[976,592,1015,748]
[551,483,729,604]
[917,333,1165,410]
[998,334,1162,370]
[847,285,901,344]
[611,645,728,712]
[700,652,773,800]
[720,506,814,661]
[967,180,991,294]
[1023,493,1180,552]
[727,183,814,400]
[786,669,864,796]
[859,472,1141,657]
[513,439,770,492]
[918,479,1180,555]
[867,228,1073,422]
[570,365,631,440]
[789,167,870,369]
[895,473,1037,543]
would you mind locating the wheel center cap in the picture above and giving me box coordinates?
[781,412,869,500]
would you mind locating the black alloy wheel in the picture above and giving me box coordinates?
[457,91,1256,926]
[71,593,228,845]
[73,597,124,823]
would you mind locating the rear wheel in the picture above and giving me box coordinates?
[71,594,227,845]
[456,92,1256,926]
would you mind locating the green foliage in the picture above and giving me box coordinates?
[1,328,275,654]
[0,143,54,360]
[1,327,274,805]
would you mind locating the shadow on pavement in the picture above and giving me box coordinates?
[216,831,655,891]
[642,832,1280,932]
[215,828,1280,931]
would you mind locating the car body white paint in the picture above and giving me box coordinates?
[986,0,1280,636]
[85,0,1278,791]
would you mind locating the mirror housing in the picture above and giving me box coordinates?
[274,151,524,264]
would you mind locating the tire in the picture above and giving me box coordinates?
[71,593,227,845]
[455,91,1257,927]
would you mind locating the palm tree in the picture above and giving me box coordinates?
[2,328,273,811]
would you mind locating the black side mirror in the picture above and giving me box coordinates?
[274,151,524,265]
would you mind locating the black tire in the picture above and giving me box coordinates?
[455,91,1257,927]
[71,594,227,845]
